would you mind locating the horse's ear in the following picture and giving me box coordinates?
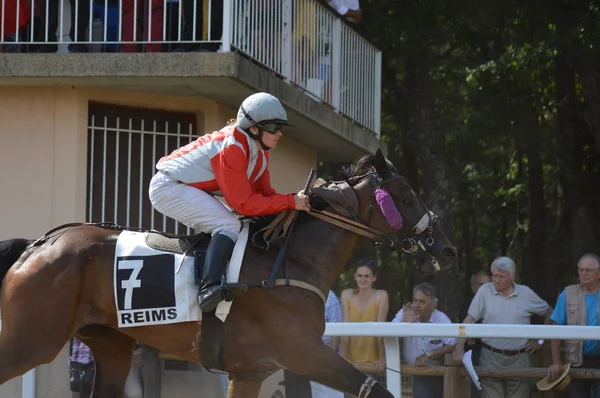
[374,149,391,179]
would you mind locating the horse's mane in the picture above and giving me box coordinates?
[341,154,398,180]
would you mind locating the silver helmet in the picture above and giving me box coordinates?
[236,92,292,130]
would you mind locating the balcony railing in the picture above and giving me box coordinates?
[0,0,381,134]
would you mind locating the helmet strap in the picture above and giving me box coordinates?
[245,127,270,151]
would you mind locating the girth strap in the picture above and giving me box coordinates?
[270,278,326,304]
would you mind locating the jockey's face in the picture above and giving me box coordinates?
[250,125,283,149]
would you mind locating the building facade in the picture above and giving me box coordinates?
[0,2,382,396]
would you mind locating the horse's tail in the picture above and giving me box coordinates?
[0,238,33,283]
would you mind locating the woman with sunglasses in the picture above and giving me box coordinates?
[149,92,310,312]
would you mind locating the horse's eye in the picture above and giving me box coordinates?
[403,199,412,206]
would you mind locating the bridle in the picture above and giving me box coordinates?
[308,170,439,258]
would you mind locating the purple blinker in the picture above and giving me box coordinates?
[375,188,403,230]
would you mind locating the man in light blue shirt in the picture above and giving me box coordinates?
[548,253,600,397]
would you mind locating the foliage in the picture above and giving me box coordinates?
[324,0,600,320]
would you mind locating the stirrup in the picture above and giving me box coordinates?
[220,283,248,301]
[197,284,224,312]
[197,283,248,312]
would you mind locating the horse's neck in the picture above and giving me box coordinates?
[288,214,360,292]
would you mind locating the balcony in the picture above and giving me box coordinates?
[0,0,382,160]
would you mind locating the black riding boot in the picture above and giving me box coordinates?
[197,233,236,312]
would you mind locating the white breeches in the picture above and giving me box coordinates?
[148,172,241,241]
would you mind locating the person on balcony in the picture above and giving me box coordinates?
[120,0,164,52]
[0,0,30,53]
[452,256,553,398]
[179,0,223,52]
[36,0,91,53]
[392,282,455,398]
[546,253,600,397]
[326,0,362,23]
[148,92,309,312]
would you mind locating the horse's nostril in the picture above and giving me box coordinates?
[443,247,457,257]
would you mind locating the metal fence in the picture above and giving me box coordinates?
[86,103,197,232]
[1,0,381,134]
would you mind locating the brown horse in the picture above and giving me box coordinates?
[0,150,457,398]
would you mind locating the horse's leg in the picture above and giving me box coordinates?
[0,254,79,383]
[288,344,394,398]
[227,374,267,398]
[0,327,68,384]
[78,325,136,398]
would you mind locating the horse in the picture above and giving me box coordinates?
[0,149,457,398]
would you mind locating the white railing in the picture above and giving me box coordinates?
[324,322,600,398]
[230,0,380,133]
[0,0,381,134]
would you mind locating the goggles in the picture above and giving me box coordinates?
[259,123,284,134]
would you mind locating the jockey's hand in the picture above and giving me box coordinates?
[294,192,310,211]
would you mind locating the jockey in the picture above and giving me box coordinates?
[149,92,310,312]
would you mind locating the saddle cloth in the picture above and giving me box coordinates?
[113,223,249,328]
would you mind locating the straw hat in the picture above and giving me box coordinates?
[537,363,571,392]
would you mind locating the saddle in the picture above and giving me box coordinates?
[142,210,326,308]
[145,231,211,285]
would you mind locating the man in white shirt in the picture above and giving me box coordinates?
[392,282,455,398]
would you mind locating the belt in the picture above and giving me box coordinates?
[482,342,527,356]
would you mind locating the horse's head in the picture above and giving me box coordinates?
[329,149,458,273]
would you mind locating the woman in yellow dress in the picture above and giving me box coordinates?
[340,260,389,373]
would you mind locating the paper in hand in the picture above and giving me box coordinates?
[462,350,482,390]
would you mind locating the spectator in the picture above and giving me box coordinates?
[0,0,30,53]
[465,271,491,364]
[69,338,147,398]
[164,0,183,51]
[310,290,344,398]
[452,256,553,398]
[546,253,600,397]
[92,0,122,52]
[326,0,361,23]
[471,271,491,295]
[340,259,389,374]
[68,337,95,398]
[181,0,223,52]
[37,0,92,53]
[120,0,164,52]
[392,282,455,398]
[465,270,491,398]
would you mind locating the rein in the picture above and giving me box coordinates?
[306,209,399,248]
